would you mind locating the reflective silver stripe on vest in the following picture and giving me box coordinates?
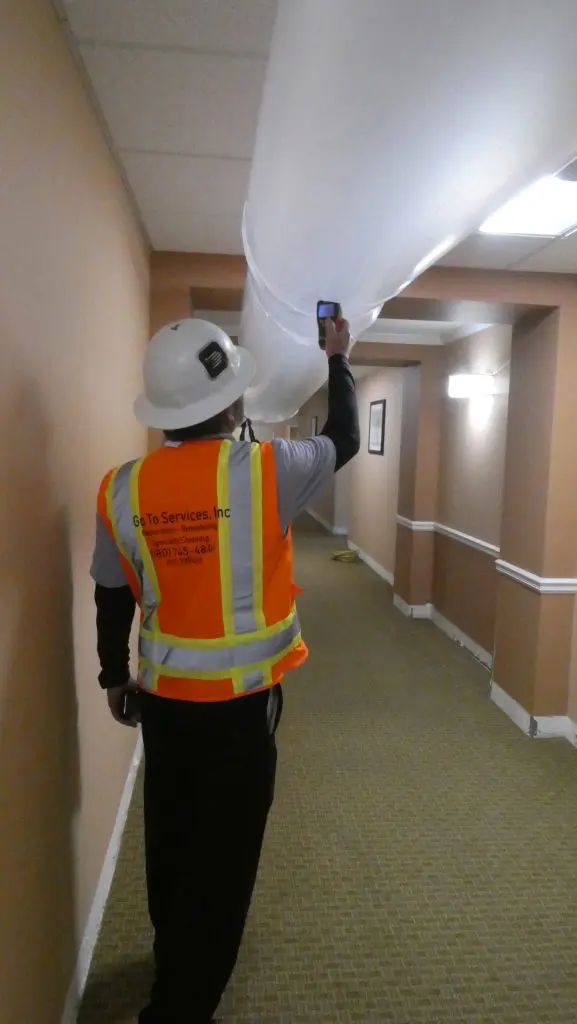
[139,660,159,692]
[109,441,301,681]
[109,460,158,632]
[137,614,300,673]
[228,442,260,634]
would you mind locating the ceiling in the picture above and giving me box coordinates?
[58,0,276,253]
[437,229,577,274]
[59,0,577,274]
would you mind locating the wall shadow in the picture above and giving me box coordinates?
[0,378,80,1022]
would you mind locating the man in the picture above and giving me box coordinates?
[91,314,359,1023]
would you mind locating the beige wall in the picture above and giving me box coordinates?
[348,370,404,577]
[439,326,511,546]
[0,2,149,1020]
[432,327,510,652]
[298,390,328,441]
[333,462,351,533]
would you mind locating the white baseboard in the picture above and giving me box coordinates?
[393,594,433,619]
[306,508,347,536]
[392,596,492,667]
[350,549,576,750]
[490,681,577,746]
[61,734,144,1024]
[348,541,394,586]
[432,609,493,669]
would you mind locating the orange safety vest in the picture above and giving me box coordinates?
[97,439,308,702]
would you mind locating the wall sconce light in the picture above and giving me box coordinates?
[447,374,497,399]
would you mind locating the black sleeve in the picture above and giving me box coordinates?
[95,584,136,689]
[320,354,361,471]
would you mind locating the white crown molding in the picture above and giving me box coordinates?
[435,522,500,558]
[396,515,499,556]
[396,515,435,532]
[397,516,577,592]
[490,682,577,746]
[496,559,577,594]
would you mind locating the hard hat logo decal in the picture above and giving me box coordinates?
[169,323,180,331]
[198,341,229,381]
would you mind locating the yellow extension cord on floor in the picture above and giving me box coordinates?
[331,549,359,563]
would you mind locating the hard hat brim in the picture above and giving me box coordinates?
[134,348,257,430]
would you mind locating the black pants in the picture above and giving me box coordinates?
[138,686,282,1024]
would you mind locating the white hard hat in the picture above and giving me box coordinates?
[134,319,256,430]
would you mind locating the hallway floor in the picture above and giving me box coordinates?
[80,516,577,1023]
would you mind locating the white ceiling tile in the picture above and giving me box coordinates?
[64,0,277,55]
[120,152,250,216]
[80,45,266,158]
[145,212,243,253]
[437,232,552,269]
[513,232,577,272]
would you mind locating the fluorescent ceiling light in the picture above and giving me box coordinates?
[448,374,496,399]
[479,175,577,237]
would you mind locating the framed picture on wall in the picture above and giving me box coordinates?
[368,399,386,455]
[311,415,318,436]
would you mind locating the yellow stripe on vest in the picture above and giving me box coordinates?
[216,440,235,638]
[250,443,267,633]
[129,459,161,635]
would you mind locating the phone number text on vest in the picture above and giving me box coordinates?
[133,507,231,567]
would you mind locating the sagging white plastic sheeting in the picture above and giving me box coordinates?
[241,0,577,423]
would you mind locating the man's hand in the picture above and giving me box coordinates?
[324,317,351,359]
[107,682,139,728]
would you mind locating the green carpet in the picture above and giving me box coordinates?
[80,516,577,1023]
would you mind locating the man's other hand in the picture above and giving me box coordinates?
[324,317,351,359]
[107,682,139,727]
